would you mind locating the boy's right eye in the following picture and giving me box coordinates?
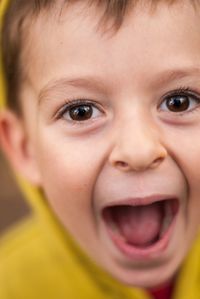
[55,99,103,122]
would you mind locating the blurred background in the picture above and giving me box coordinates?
[0,151,30,235]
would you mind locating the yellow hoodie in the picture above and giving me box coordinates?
[0,1,200,298]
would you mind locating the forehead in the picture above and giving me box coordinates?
[24,0,200,98]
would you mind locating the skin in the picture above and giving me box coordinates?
[1,0,200,289]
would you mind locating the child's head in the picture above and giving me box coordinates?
[1,0,200,289]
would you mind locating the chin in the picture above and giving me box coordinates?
[108,267,175,289]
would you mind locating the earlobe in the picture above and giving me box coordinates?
[0,109,42,186]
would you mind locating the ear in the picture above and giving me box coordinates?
[0,109,41,186]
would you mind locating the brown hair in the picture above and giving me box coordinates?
[0,0,189,112]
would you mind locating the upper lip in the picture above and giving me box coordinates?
[101,194,179,209]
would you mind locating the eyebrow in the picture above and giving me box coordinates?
[38,76,107,105]
[152,67,200,87]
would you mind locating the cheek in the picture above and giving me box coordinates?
[187,164,200,228]
[34,135,110,250]
[176,147,200,232]
[35,135,106,216]
[164,128,200,189]
[175,146,200,196]
[161,130,200,230]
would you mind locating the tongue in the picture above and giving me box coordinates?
[112,203,163,247]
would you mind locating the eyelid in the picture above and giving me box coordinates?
[166,89,198,99]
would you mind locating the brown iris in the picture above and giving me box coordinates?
[166,95,189,112]
[69,105,93,121]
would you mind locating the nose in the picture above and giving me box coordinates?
[109,119,167,172]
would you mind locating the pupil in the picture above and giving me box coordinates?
[69,105,92,121]
[167,96,189,112]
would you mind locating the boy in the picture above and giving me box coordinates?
[0,0,200,298]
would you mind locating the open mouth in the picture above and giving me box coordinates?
[102,198,179,259]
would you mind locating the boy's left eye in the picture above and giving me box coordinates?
[160,91,200,113]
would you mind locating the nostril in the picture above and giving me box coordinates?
[117,161,127,167]
[150,157,165,169]
[115,161,129,169]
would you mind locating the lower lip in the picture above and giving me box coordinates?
[104,214,178,261]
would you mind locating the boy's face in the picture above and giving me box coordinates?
[12,1,200,288]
